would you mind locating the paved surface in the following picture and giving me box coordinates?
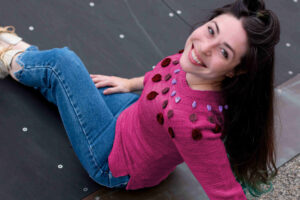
[253,154,300,200]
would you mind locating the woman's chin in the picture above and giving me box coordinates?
[180,57,194,73]
[179,57,188,70]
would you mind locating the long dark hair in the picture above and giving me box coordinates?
[191,0,280,197]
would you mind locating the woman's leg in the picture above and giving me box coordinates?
[9,45,138,188]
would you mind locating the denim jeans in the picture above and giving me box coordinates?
[13,45,140,189]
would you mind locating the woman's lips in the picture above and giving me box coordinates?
[188,44,207,68]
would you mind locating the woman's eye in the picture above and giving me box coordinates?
[221,49,229,59]
[208,26,214,35]
[207,26,228,59]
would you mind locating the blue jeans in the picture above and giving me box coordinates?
[13,45,140,189]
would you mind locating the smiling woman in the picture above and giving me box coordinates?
[186,0,281,198]
[180,13,249,91]
[0,0,280,199]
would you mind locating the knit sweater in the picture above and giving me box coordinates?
[108,52,247,200]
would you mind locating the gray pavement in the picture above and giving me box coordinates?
[252,154,300,200]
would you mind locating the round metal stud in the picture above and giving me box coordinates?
[29,26,34,31]
[89,2,95,7]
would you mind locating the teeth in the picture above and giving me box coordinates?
[191,49,204,66]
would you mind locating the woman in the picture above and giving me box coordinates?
[0,0,280,199]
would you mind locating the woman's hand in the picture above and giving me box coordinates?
[90,74,131,95]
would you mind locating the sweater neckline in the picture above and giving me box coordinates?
[176,64,224,103]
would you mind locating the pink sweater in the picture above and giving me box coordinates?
[108,52,247,199]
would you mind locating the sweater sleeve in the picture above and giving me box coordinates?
[171,127,247,200]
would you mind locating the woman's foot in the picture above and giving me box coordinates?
[0,26,30,80]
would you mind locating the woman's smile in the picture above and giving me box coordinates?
[188,43,207,68]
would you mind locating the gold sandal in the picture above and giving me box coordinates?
[0,26,24,79]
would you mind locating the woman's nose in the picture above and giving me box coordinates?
[201,40,216,56]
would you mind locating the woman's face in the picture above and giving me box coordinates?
[180,13,248,89]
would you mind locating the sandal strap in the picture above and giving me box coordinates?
[0,32,22,45]
[0,26,15,34]
[0,26,22,45]
[0,26,15,33]
[0,49,24,71]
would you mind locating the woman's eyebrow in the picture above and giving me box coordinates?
[212,20,236,58]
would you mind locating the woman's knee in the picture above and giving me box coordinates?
[52,47,75,61]
[51,47,83,70]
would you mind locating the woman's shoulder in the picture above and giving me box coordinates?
[165,101,226,141]
[143,52,182,86]
[153,51,182,71]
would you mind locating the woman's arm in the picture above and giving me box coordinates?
[90,74,144,94]
[128,76,144,92]
[171,128,247,200]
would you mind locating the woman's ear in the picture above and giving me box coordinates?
[225,71,235,78]
[226,69,247,78]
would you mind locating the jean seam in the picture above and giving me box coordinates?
[52,66,103,174]
[16,63,103,175]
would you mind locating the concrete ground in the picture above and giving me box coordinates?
[252,154,300,200]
